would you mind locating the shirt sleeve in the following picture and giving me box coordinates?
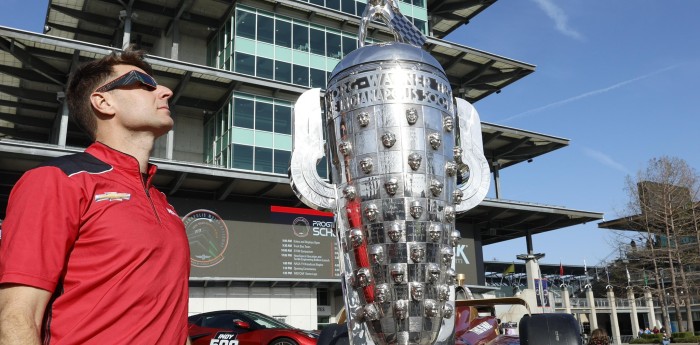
[0,166,85,292]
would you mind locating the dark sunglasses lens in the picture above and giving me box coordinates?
[134,71,157,89]
[97,70,157,92]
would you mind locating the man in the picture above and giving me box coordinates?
[0,48,191,344]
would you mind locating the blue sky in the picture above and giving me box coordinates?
[2,1,699,267]
[448,0,700,266]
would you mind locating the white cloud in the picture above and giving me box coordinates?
[532,0,584,40]
[582,147,630,174]
[499,64,679,123]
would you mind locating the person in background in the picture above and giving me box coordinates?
[0,47,191,344]
[652,326,659,334]
[587,328,610,345]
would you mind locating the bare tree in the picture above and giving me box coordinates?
[614,157,699,332]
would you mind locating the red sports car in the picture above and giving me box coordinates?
[188,310,320,345]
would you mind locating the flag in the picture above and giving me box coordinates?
[503,263,515,275]
[559,261,564,276]
[643,269,649,286]
[626,266,631,285]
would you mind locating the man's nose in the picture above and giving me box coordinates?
[158,85,173,100]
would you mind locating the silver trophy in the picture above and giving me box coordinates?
[289,3,489,345]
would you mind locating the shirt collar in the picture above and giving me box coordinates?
[86,141,158,179]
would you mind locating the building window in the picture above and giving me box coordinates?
[293,24,309,51]
[236,10,256,39]
[233,144,254,170]
[309,28,326,56]
[234,52,255,75]
[310,68,326,88]
[274,105,292,135]
[341,0,355,14]
[234,98,254,129]
[275,61,291,83]
[275,20,292,48]
[342,35,356,57]
[255,102,274,132]
[274,150,291,174]
[293,65,309,87]
[326,0,340,11]
[257,57,274,79]
[326,32,342,59]
[257,15,275,44]
[255,147,273,172]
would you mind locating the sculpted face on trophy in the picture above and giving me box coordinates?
[288,1,491,344]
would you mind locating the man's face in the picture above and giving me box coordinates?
[98,64,173,138]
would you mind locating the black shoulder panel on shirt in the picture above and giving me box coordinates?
[37,152,111,176]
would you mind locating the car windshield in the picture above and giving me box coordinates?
[240,311,294,329]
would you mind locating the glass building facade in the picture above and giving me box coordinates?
[204,1,428,177]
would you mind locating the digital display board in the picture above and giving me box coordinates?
[170,198,479,284]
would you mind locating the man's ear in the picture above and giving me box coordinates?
[90,92,116,116]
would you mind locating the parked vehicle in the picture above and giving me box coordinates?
[188,310,319,345]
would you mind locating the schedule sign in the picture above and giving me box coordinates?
[171,198,341,281]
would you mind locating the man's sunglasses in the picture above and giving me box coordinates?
[94,70,158,93]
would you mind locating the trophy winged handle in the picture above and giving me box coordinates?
[289,88,338,211]
[454,98,490,213]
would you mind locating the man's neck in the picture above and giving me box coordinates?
[96,134,155,173]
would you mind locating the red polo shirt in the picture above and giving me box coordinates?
[0,142,190,344]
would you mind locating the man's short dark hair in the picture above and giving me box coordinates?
[66,47,153,140]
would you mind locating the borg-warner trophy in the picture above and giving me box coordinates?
[289,2,490,345]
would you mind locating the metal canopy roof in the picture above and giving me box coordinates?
[459,198,603,245]
[427,0,497,39]
[43,0,535,103]
[481,121,568,170]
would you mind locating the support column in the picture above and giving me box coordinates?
[492,164,501,199]
[628,288,640,338]
[608,287,621,345]
[166,130,174,160]
[562,286,572,314]
[56,92,68,147]
[586,287,598,331]
[122,10,132,49]
[644,289,657,329]
[171,21,180,60]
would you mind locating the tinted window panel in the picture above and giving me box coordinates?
[255,102,274,132]
[257,16,275,44]
[275,61,292,83]
[310,68,326,88]
[233,98,254,129]
[341,0,355,14]
[257,57,274,79]
[274,105,292,135]
[356,1,366,16]
[342,36,357,57]
[310,0,325,5]
[275,20,292,47]
[293,24,309,51]
[236,10,256,39]
[234,52,255,75]
[310,28,326,56]
[326,32,342,58]
[293,65,309,87]
[255,147,273,172]
[326,0,340,10]
[274,150,291,174]
[233,144,254,170]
